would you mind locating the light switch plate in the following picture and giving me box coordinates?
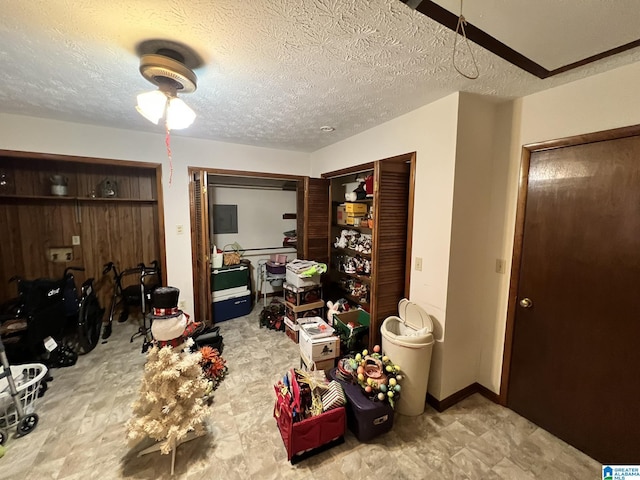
[72,235,80,245]
[415,257,423,271]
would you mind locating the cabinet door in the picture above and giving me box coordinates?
[190,170,212,325]
[297,177,330,262]
[369,157,413,346]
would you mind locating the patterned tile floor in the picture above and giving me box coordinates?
[0,306,601,479]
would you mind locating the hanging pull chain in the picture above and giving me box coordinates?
[165,122,173,186]
[452,0,479,80]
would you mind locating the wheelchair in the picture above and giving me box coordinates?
[101,261,161,343]
[0,267,103,366]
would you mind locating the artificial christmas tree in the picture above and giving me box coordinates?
[126,342,210,455]
[126,287,211,475]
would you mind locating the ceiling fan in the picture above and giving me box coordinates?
[136,40,201,130]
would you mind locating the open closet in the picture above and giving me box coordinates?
[189,152,415,346]
[189,169,323,325]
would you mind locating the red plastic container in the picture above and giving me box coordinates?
[274,401,345,462]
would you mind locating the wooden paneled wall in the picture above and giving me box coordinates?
[0,156,162,302]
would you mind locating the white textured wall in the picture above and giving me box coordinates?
[210,186,297,294]
[310,93,460,399]
[0,113,310,315]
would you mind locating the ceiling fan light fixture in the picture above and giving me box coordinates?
[166,97,196,130]
[135,90,168,125]
[136,46,198,130]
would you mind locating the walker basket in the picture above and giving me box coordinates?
[0,363,47,429]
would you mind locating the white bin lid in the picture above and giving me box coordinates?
[380,299,434,347]
[397,298,433,333]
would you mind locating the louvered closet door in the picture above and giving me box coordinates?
[190,170,212,325]
[370,156,413,347]
[299,177,330,263]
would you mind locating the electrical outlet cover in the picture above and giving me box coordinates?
[49,247,73,263]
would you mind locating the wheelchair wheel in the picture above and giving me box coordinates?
[17,414,38,436]
[77,296,102,354]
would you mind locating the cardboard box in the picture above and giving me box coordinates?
[346,214,366,226]
[344,202,368,214]
[336,205,348,226]
[297,317,335,339]
[285,300,325,322]
[299,328,339,363]
[284,318,299,343]
[284,282,322,306]
[285,269,321,288]
[300,349,336,372]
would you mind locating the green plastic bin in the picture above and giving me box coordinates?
[333,309,370,352]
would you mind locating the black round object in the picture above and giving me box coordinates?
[17,414,38,436]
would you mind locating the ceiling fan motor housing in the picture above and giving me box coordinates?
[139,53,197,93]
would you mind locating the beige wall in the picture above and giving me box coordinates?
[0,113,311,315]
[442,93,500,397]
[484,60,640,395]
[311,60,640,400]
[310,93,461,399]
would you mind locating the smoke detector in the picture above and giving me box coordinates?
[139,48,197,93]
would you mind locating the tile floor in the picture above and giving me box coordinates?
[0,306,601,479]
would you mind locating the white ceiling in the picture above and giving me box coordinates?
[0,0,638,152]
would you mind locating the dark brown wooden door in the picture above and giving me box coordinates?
[189,170,212,325]
[508,133,640,463]
[297,177,330,263]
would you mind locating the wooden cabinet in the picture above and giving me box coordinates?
[0,152,165,301]
[322,153,415,347]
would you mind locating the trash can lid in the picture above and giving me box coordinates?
[397,298,433,334]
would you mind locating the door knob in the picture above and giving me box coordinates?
[519,297,533,308]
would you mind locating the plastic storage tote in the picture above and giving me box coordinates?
[328,368,394,441]
[380,299,434,416]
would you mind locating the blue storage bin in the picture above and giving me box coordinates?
[212,290,252,322]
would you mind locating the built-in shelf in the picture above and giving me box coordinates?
[0,194,156,203]
[332,223,372,234]
[332,246,372,259]
[337,270,371,284]
[340,292,370,312]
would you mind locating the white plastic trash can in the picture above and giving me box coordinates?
[381,299,434,416]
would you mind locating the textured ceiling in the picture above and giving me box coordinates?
[0,0,639,152]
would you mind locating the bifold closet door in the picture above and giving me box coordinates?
[190,170,212,325]
[297,177,330,263]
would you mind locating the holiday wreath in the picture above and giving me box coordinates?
[336,345,402,408]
